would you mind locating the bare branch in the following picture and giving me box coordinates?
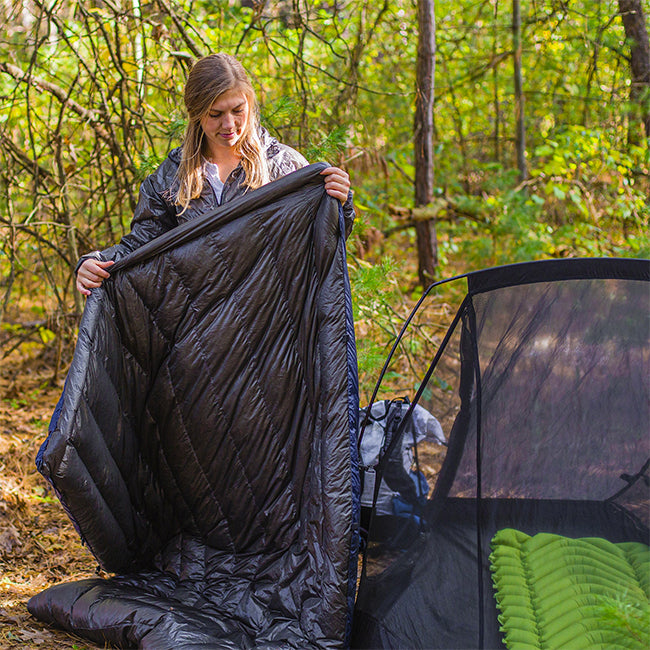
[0,61,109,139]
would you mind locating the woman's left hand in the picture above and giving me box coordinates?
[321,166,350,203]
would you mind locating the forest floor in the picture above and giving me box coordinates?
[0,346,105,649]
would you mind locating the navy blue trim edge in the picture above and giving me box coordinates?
[340,205,360,648]
[35,377,67,471]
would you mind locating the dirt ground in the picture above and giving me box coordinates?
[0,348,106,650]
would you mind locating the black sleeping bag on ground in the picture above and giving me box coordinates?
[28,163,360,649]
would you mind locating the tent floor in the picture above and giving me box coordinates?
[352,497,649,650]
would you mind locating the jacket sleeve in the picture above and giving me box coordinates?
[267,145,309,181]
[75,167,177,274]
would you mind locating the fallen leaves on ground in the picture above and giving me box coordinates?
[0,347,105,650]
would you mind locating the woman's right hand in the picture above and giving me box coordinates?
[76,258,115,296]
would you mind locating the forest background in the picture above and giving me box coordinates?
[0,0,648,647]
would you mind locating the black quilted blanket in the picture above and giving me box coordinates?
[28,163,360,649]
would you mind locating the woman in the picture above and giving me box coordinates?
[76,53,354,295]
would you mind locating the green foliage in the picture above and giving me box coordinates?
[261,96,302,131]
[437,122,649,269]
[136,154,166,181]
[0,0,647,378]
[30,486,58,505]
[304,125,349,163]
[349,256,407,397]
[595,592,650,649]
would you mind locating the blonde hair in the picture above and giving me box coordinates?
[174,53,269,212]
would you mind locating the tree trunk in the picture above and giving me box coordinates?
[513,0,527,181]
[618,0,650,143]
[493,0,501,163]
[414,0,437,287]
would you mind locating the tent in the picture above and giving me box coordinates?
[28,164,360,649]
[352,257,649,649]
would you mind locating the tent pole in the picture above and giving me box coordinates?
[467,298,485,649]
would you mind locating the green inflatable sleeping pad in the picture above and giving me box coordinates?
[489,528,649,650]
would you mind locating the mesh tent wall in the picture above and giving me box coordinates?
[352,257,649,650]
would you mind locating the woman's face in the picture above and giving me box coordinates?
[200,89,250,156]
